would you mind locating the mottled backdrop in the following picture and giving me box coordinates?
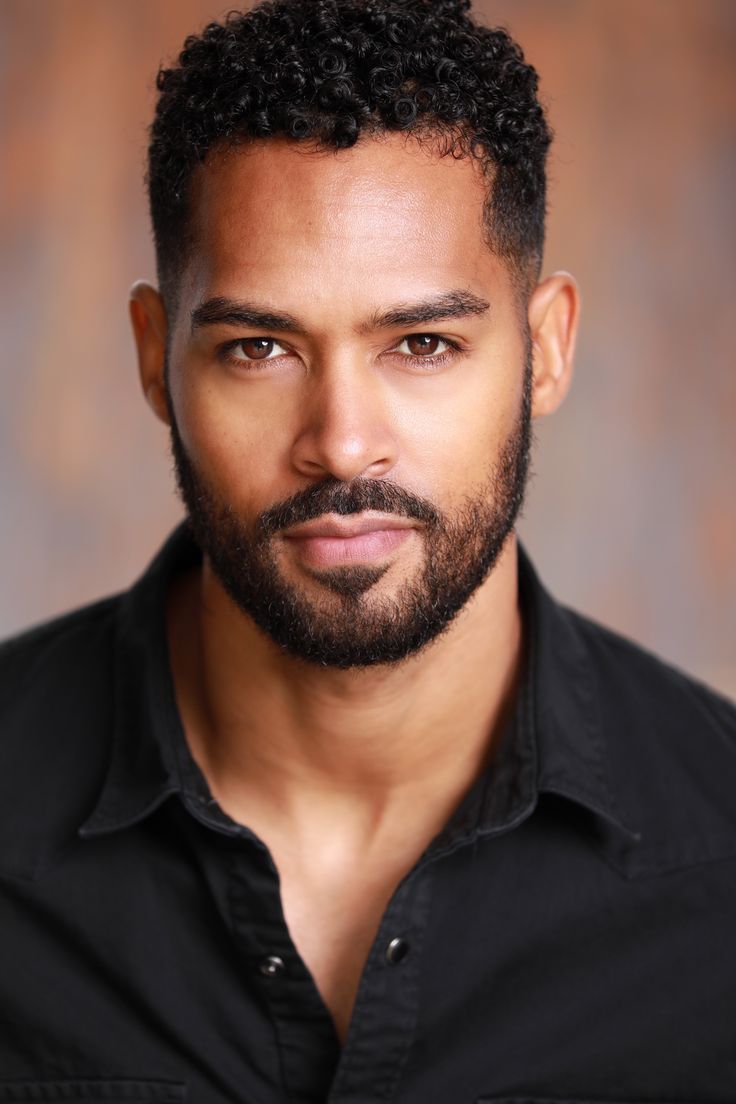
[1,0,734,696]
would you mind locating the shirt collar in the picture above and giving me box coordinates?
[79,524,198,838]
[78,524,641,849]
[424,543,642,859]
[518,543,642,840]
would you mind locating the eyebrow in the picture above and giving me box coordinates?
[190,299,302,334]
[365,290,491,331]
[189,290,490,337]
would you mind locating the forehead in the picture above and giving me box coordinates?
[183,133,508,314]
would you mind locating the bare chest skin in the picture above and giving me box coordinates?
[283,884,373,1045]
[204,770,477,1044]
[270,842,421,1044]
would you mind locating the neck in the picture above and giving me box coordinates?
[168,534,523,836]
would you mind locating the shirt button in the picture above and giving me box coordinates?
[386,937,410,964]
[259,955,286,978]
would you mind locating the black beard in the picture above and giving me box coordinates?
[166,352,533,670]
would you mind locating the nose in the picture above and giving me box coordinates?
[290,355,399,482]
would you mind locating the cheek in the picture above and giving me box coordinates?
[169,360,300,508]
[404,345,526,503]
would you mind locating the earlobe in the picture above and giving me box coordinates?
[129,280,171,427]
[527,271,580,420]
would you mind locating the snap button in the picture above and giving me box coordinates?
[259,955,286,978]
[386,937,409,964]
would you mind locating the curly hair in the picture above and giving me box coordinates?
[148,0,551,310]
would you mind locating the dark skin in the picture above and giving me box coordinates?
[130,133,579,1043]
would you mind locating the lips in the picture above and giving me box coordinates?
[282,512,417,568]
[282,512,417,540]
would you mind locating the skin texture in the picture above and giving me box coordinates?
[130,132,579,1043]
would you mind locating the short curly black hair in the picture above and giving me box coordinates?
[148,0,551,312]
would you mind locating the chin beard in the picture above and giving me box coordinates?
[166,352,532,670]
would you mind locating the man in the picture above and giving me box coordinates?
[1,0,734,1098]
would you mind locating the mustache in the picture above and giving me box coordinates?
[258,477,441,537]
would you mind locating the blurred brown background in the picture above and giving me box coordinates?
[1,0,734,696]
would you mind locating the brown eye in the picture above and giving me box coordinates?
[220,336,291,370]
[392,334,456,366]
[405,334,442,356]
[239,338,276,360]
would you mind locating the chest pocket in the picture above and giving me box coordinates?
[0,1083,186,1102]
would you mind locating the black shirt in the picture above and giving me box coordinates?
[1,522,735,1102]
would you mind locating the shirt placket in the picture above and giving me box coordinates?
[326,860,434,1103]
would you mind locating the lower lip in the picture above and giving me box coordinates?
[285,528,413,567]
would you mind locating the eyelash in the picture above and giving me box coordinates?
[216,334,463,372]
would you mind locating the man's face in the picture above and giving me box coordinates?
[165,134,533,669]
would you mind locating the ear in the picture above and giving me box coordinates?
[527,271,580,419]
[129,281,170,426]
